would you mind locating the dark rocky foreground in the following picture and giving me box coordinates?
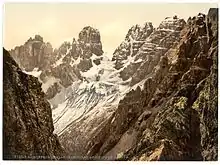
[3,48,65,160]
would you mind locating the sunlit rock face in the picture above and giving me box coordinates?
[112,16,186,85]
[112,22,154,70]
[9,35,53,71]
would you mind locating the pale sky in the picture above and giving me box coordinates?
[3,3,217,54]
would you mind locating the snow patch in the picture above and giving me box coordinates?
[52,47,71,67]
[41,76,60,93]
[159,28,175,32]
[53,54,65,67]
[70,56,81,67]
[134,58,143,63]
[23,68,42,77]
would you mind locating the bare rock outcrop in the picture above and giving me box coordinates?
[3,48,65,160]
[9,35,53,71]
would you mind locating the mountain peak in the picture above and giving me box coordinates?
[34,34,44,42]
[158,15,186,31]
[78,25,103,56]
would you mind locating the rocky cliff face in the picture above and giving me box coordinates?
[112,16,186,85]
[9,35,53,71]
[112,22,154,70]
[90,9,217,160]
[3,48,65,160]
[41,26,104,105]
[10,26,104,101]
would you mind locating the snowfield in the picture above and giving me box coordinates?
[48,53,133,135]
